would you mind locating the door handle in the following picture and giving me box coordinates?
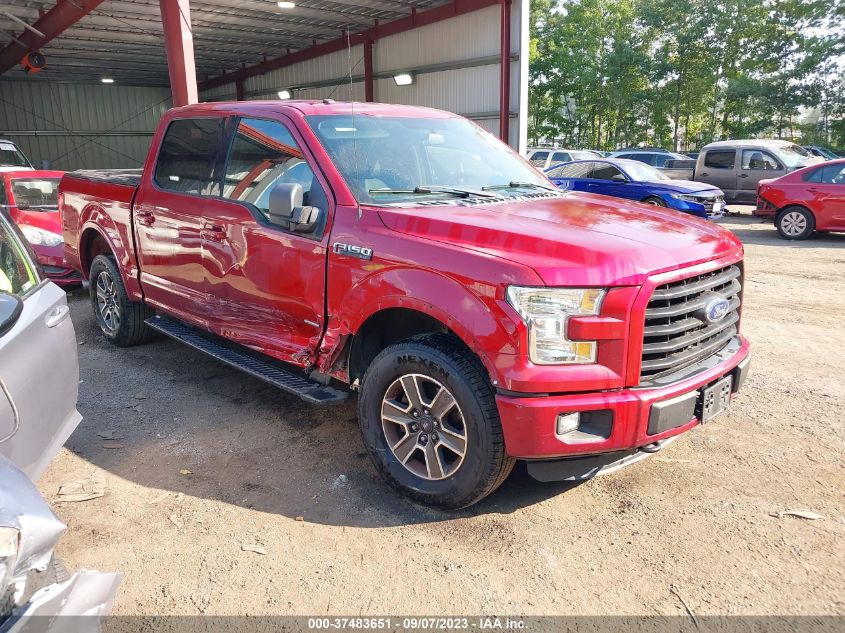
[45,304,70,328]
[201,225,227,242]
[136,211,155,226]
[738,173,749,179]
[698,172,709,177]
[807,187,818,192]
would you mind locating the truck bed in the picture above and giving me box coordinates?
[66,168,143,187]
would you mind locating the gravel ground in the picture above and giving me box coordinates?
[39,211,844,616]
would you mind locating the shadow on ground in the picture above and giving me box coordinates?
[64,292,580,528]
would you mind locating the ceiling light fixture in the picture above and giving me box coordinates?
[393,73,414,86]
[101,78,114,84]
[277,1,296,8]
[278,89,291,99]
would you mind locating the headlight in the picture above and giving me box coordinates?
[20,225,63,247]
[0,527,20,596]
[506,287,605,364]
[669,193,704,204]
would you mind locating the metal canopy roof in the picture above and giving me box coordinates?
[0,0,450,86]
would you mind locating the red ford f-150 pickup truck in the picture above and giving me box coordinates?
[61,101,750,509]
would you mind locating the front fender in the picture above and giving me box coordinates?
[336,267,521,382]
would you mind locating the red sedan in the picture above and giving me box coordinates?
[756,158,845,240]
[0,170,83,287]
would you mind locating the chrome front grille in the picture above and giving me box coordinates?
[700,194,725,216]
[640,264,742,382]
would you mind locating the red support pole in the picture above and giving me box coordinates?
[364,40,374,102]
[499,0,511,144]
[160,0,198,106]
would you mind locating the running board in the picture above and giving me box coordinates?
[145,315,348,405]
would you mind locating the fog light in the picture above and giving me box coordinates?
[556,412,580,437]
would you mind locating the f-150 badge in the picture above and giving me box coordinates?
[333,243,373,260]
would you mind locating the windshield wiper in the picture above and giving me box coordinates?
[482,181,557,191]
[369,185,497,198]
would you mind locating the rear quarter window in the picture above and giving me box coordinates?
[704,150,736,169]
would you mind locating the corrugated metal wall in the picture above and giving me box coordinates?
[0,81,171,170]
[199,1,528,150]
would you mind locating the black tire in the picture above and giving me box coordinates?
[776,206,815,240]
[642,196,668,207]
[358,333,515,509]
[89,254,154,346]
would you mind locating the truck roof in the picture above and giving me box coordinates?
[170,100,456,119]
[702,139,796,150]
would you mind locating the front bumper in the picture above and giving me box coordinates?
[496,336,750,464]
[30,244,83,288]
[1,572,121,633]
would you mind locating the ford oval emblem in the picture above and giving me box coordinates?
[704,296,730,323]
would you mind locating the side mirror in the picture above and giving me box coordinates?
[611,173,627,183]
[267,182,321,233]
[0,293,22,338]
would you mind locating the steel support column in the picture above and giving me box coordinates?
[159,0,198,106]
[499,0,511,143]
[364,40,374,102]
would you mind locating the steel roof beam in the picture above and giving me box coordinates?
[0,0,108,76]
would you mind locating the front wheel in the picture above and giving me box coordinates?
[358,333,514,509]
[776,206,814,240]
[642,196,668,207]
[89,254,155,346]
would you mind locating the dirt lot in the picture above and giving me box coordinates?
[39,212,844,616]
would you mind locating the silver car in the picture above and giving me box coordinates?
[0,211,119,629]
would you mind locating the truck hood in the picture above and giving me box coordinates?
[376,192,742,286]
[645,179,722,195]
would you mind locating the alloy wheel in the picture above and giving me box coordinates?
[381,373,467,480]
[95,270,121,334]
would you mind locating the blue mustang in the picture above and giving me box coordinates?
[545,158,725,219]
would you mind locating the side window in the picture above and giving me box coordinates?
[222,118,327,223]
[704,150,736,169]
[551,161,595,178]
[816,164,845,184]
[741,150,780,171]
[591,163,624,181]
[529,151,549,167]
[0,214,39,295]
[0,179,6,206]
[154,118,225,196]
[551,151,571,164]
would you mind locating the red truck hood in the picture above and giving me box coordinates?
[377,192,742,286]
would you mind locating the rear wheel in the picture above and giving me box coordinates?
[643,196,667,207]
[89,254,154,346]
[776,206,814,240]
[358,333,514,509]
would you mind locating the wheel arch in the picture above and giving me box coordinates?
[335,268,516,386]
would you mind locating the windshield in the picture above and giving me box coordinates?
[778,143,812,168]
[0,142,31,168]
[620,161,667,181]
[10,178,60,210]
[307,115,549,204]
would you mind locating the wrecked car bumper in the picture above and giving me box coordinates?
[1,571,121,633]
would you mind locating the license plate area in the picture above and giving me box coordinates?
[697,375,733,423]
